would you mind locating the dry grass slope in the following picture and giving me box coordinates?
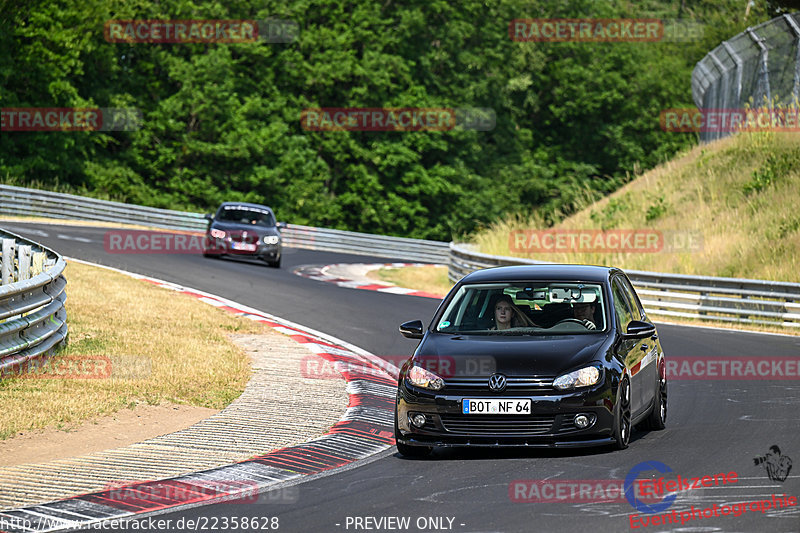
[0,261,264,440]
[472,132,800,282]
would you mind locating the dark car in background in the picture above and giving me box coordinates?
[395,264,667,457]
[203,202,285,267]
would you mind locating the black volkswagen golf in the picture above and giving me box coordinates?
[395,265,667,457]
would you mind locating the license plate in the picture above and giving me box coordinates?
[462,399,531,415]
[232,242,256,251]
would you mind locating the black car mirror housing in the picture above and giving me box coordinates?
[399,320,425,339]
[623,320,656,339]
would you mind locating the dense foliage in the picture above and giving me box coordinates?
[0,0,773,239]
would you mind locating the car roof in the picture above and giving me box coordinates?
[459,264,623,284]
[218,202,274,212]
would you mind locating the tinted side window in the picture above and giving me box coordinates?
[618,276,645,319]
[611,279,636,332]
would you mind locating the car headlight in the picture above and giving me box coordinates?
[210,229,226,239]
[553,366,601,390]
[406,365,444,391]
[264,235,280,245]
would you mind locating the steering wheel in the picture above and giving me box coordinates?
[554,318,596,330]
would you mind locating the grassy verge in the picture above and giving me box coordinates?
[470,132,800,282]
[0,260,264,440]
[367,265,452,297]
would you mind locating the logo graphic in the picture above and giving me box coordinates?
[488,373,507,392]
[754,445,793,482]
[625,461,677,514]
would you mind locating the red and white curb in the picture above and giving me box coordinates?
[0,258,399,533]
[293,262,445,299]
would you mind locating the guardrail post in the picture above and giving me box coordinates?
[32,252,46,277]
[1,238,15,285]
[17,244,32,281]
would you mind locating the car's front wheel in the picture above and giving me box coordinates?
[613,378,631,450]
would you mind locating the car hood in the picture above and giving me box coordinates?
[413,332,610,378]
[210,221,280,236]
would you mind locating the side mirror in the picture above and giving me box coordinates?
[204,213,214,221]
[623,320,656,339]
[277,221,287,230]
[399,320,425,339]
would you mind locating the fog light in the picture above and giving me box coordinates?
[409,413,427,428]
[574,414,591,429]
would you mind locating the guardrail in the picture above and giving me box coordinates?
[282,223,449,264]
[3,185,799,329]
[450,242,800,329]
[0,185,451,264]
[0,228,69,376]
[0,184,207,231]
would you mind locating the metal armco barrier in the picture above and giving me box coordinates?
[450,242,800,329]
[282,223,449,264]
[0,184,207,231]
[0,185,451,264]
[3,185,799,329]
[0,228,68,375]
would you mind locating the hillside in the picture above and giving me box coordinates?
[1,0,774,241]
[471,132,800,282]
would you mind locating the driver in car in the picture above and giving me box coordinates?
[572,302,597,330]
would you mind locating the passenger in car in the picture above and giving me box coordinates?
[491,294,538,330]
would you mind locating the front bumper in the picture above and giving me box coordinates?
[206,237,281,259]
[396,380,616,448]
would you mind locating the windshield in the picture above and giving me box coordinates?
[217,206,276,227]
[436,281,606,335]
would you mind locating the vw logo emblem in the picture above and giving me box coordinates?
[488,373,507,392]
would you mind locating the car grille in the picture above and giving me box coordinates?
[443,376,556,394]
[438,414,556,435]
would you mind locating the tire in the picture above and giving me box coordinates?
[641,377,667,431]
[394,410,432,458]
[613,378,631,450]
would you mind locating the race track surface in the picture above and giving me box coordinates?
[3,222,798,533]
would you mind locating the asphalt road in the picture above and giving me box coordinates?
[3,221,799,533]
